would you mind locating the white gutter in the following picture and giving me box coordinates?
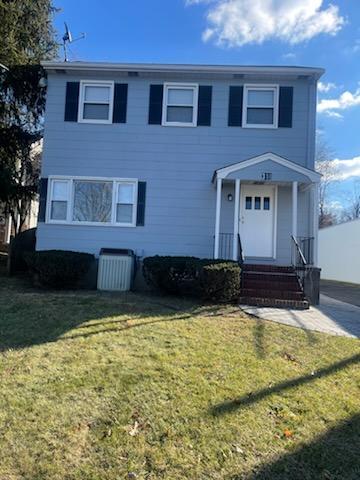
[41,61,325,79]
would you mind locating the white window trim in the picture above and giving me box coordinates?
[46,176,138,227]
[78,80,114,124]
[242,84,279,129]
[162,82,199,127]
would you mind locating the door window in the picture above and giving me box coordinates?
[244,195,271,210]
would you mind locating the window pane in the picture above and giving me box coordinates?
[168,88,194,105]
[247,108,273,125]
[166,106,193,123]
[248,90,274,106]
[52,181,68,201]
[255,197,261,210]
[116,204,133,223]
[84,85,110,102]
[264,197,270,210]
[117,183,134,204]
[51,201,67,220]
[83,103,109,120]
[245,196,252,210]
[73,181,112,222]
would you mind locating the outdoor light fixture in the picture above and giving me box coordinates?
[227,193,233,201]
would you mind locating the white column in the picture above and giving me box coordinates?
[292,181,298,240]
[232,179,240,260]
[312,182,319,266]
[214,178,222,259]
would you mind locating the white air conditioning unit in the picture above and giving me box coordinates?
[97,249,135,291]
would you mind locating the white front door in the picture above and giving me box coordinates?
[240,185,276,258]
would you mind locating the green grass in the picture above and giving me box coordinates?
[0,265,359,479]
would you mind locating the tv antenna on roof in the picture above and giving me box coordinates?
[62,22,86,61]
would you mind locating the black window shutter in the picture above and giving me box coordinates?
[148,85,164,124]
[278,86,293,128]
[113,83,128,123]
[38,178,48,222]
[197,86,212,126]
[228,86,243,126]
[64,82,80,122]
[136,182,146,226]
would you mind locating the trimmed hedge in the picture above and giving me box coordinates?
[8,228,36,274]
[25,250,95,288]
[143,256,241,303]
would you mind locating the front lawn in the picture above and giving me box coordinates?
[0,267,359,479]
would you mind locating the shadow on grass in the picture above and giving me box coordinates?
[210,353,360,415]
[253,319,266,359]
[235,413,360,480]
[0,272,229,351]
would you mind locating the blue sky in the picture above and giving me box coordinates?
[53,0,360,211]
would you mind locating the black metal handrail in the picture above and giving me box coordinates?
[299,236,314,265]
[218,233,233,260]
[213,233,244,263]
[291,235,307,290]
[238,233,244,265]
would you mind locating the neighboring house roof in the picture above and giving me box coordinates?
[41,61,324,80]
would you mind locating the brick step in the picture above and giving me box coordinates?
[242,280,300,291]
[239,296,310,310]
[240,288,305,301]
[242,272,298,283]
[242,264,295,274]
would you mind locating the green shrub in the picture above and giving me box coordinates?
[25,250,95,288]
[8,228,36,274]
[143,256,241,303]
[199,262,241,303]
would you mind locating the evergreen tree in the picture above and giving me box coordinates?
[0,0,58,235]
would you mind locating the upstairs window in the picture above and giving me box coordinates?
[78,81,114,123]
[162,83,198,127]
[243,85,279,128]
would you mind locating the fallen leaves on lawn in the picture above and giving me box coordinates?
[283,429,294,438]
[128,420,140,437]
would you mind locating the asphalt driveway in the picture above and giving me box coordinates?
[321,280,360,307]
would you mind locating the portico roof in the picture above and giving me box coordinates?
[212,152,321,183]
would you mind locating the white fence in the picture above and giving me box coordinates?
[319,219,360,285]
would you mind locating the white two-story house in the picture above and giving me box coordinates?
[37,62,323,307]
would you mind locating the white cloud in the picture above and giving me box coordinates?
[187,0,345,47]
[325,111,343,119]
[282,52,297,61]
[317,88,360,116]
[331,157,360,180]
[318,81,337,93]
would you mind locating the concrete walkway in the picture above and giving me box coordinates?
[241,294,360,338]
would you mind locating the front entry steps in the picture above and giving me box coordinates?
[239,264,309,310]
